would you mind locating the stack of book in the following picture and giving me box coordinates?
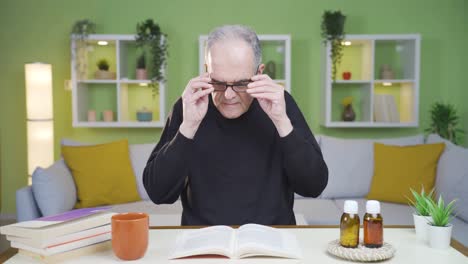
[0,207,115,263]
[373,94,400,123]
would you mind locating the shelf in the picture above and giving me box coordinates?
[333,80,372,84]
[75,83,117,122]
[331,83,371,123]
[119,79,152,84]
[119,83,161,123]
[71,34,166,128]
[335,39,372,81]
[322,34,420,128]
[325,121,418,128]
[78,80,118,84]
[73,121,164,128]
[374,39,417,80]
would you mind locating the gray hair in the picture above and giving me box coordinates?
[205,25,262,70]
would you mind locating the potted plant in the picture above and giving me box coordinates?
[408,188,434,241]
[135,18,168,91]
[95,59,115,80]
[425,102,465,145]
[426,195,457,249]
[71,19,96,80]
[341,96,355,121]
[321,10,346,81]
[136,54,147,80]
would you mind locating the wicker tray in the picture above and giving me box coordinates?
[327,239,396,262]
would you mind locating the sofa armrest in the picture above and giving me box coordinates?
[16,186,42,222]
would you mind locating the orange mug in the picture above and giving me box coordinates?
[111,212,149,260]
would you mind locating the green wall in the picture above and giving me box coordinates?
[0,0,467,214]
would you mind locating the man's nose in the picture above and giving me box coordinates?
[224,86,236,100]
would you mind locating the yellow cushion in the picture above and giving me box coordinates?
[61,139,141,208]
[367,143,445,204]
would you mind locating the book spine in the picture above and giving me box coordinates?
[11,233,111,256]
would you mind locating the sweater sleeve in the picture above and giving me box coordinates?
[143,98,193,204]
[279,92,328,197]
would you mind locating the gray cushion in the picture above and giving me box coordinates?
[293,199,342,225]
[16,186,42,221]
[427,134,468,221]
[333,198,414,225]
[319,135,424,199]
[452,217,468,247]
[31,159,77,216]
[129,143,156,201]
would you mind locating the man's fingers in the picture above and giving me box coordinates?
[249,92,280,101]
[247,86,282,94]
[189,87,214,102]
[251,74,272,81]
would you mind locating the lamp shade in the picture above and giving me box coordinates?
[25,63,53,120]
[27,121,54,175]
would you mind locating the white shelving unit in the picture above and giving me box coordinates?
[70,34,166,128]
[322,34,421,128]
[198,35,291,92]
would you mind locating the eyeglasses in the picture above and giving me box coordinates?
[208,65,259,93]
[208,80,253,93]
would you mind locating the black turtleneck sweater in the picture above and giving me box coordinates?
[143,92,328,226]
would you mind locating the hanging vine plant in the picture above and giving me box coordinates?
[321,10,346,81]
[135,19,168,95]
[71,19,96,80]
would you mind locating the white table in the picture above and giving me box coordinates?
[4,227,467,263]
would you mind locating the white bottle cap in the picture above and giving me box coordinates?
[344,200,358,214]
[366,200,381,214]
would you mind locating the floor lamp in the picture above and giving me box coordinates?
[25,63,54,185]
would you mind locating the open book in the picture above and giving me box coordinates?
[168,224,302,259]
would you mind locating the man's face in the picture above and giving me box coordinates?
[207,40,261,119]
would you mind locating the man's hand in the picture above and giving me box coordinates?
[247,74,293,137]
[179,73,214,139]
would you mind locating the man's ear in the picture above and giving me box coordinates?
[258,63,265,74]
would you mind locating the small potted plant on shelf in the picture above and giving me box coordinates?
[426,195,457,249]
[425,102,465,145]
[136,54,147,80]
[341,96,355,121]
[71,19,96,80]
[135,18,168,94]
[408,188,434,241]
[95,59,115,80]
[321,10,346,81]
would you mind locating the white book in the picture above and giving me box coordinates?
[168,224,302,260]
[11,232,111,256]
[7,224,111,248]
[386,95,400,122]
[18,241,111,264]
[0,207,114,240]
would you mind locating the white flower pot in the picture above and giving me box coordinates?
[413,213,432,241]
[427,224,453,249]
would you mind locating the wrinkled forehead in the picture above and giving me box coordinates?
[207,39,256,82]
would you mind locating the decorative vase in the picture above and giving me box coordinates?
[413,214,432,242]
[427,223,452,249]
[87,110,96,122]
[136,69,147,80]
[342,104,356,121]
[95,70,116,80]
[342,71,351,80]
[103,110,114,122]
[379,64,395,80]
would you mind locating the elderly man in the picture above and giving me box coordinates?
[143,25,328,226]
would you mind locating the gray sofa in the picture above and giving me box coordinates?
[16,134,468,247]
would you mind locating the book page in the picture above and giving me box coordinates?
[168,226,235,259]
[235,224,302,259]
